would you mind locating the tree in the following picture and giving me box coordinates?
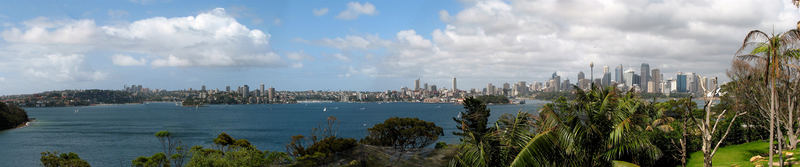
[453,97,492,143]
[214,132,235,152]
[449,111,536,167]
[695,88,746,167]
[735,29,800,166]
[509,87,661,166]
[154,131,184,167]
[362,117,444,152]
[41,151,91,167]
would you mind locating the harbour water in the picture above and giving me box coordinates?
[0,100,546,166]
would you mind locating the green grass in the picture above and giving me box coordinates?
[686,141,768,167]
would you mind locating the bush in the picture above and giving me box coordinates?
[40,151,90,167]
[362,117,443,152]
[435,142,448,149]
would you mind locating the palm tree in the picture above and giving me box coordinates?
[449,111,535,167]
[509,86,661,166]
[735,29,800,166]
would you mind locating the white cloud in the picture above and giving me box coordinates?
[287,50,313,61]
[24,54,106,82]
[291,62,304,68]
[336,2,377,20]
[2,8,284,68]
[316,0,800,87]
[331,53,350,61]
[313,8,329,16]
[111,54,146,66]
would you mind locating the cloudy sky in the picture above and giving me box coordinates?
[0,0,798,95]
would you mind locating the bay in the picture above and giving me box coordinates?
[0,100,546,167]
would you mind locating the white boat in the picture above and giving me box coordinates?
[323,107,327,112]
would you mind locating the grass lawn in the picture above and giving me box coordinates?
[686,141,768,167]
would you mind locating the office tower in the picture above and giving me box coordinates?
[651,69,661,93]
[452,77,457,91]
[268,87,275,101]
[578,71,585,81]
[415,79,420,91]
[640,63,650,92]
[590,62,594,84]
[243,85,250,99]
[487,83,495,95]
[685,73,696,93]
[624,69,635,87]
[260,84,265,97]
[201,85,206,92]
[615,64,624,83]
[563,79,571,91]
[226,86,231,92]
[677,72,687,92]
[548,79,557,92]
[647,81,656,93]
[424,83,429,91]
[431,85,437,92]
[503,83,510,95]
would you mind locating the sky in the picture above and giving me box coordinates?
[0,0,798,95]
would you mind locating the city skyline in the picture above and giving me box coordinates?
[0,0,798,95]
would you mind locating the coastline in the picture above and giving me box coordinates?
[1,119,33,131]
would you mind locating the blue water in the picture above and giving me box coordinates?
[0,100,546,167]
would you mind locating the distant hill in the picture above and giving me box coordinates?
[0,102,29,130]
[475,95,511,104]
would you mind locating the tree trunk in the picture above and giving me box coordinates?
[770,82,776,167]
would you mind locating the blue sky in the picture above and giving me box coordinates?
[0,0,798,95]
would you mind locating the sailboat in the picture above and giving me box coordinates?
[323,107,327,112]
[74,109,79,113]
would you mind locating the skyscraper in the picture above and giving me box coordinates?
[452,77,457,91]
[651,69,661,93]
[640,63,650,92]
[415,79,420,91]
[624,69,635,88]
[677,72,687,93]
[260,84,265,97]
[578,71,585,81]
[243,85,250,99]
[615,64,624,83]
[226,85,231,92]
[268,87,275,101]
[552,73,561,91]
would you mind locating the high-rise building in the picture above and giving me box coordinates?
[268,87,275,101]
[243,85,250,99]
[260,84,265,97]
[578,71,585,81]
[647,81,656,93]
[686,73,697,93]
[201,85,206,92]
[487,83,495,95]
[615,64,624,83]
[552,72,561,91]
[677,72,687,92]
[452,77,457,91]
[415,79,420,91]
[640,63,650,92]
[651,69,661,93]
[424,83,429,91]
[624,69,635,88]
[226,85,231,92]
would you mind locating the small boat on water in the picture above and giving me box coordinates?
[323,107,327,112]
[359,107,366,110]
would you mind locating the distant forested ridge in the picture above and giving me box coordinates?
[0,102,29,130]
[474,95,510,104]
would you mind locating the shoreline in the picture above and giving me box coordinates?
[1,119,33,131]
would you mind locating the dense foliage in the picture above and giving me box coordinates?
[362,117,444,151]
[473,95,510,104]
[40,151,91,167]
[0,101,29,130]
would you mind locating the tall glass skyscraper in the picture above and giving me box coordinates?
[676,73,687,93]
[640,63,650,92]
